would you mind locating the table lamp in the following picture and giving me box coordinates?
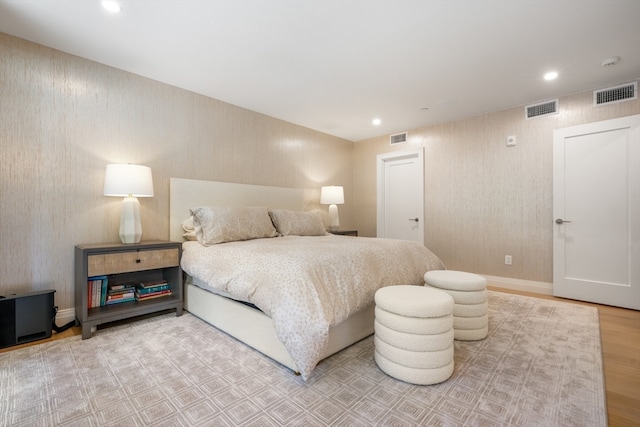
[320,185,344,232]
[103,164,154,244]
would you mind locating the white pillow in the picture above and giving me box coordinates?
[268,209,328,236]
[181,216,197,241]
[190,206,277,246]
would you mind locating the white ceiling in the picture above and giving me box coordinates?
[1,0,639,141]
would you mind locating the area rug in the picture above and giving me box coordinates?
[0,291,606,426]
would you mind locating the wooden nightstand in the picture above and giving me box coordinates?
[330,230,358,236]
[74,240,183,339]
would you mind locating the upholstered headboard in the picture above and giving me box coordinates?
[169,178,317,241]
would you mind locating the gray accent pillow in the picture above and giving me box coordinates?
[268,209,328,236]
[190,206,277,245]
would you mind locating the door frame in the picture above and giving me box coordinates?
[376,148,424,244]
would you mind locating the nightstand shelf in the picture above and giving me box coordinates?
[75,240,183,339]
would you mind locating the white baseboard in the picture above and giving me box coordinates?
[55,308,76,327]
[480,275,553,295]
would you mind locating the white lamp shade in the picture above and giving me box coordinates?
[103,164,154,197]
[320,186,344,205]
[104,164,154,244]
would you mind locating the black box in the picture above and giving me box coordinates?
[0,289,55,349]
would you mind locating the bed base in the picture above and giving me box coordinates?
[184,281,375,374]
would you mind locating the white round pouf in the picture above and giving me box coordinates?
[375,338,454,369]
[438,289,487,305]
[453,302,488,318]
[453,314,488,330]
[454,326,489,341]
[424,270,487,291]
[375,285,454,318]
[373,285,455,385]
[424,270,489,341]
[375,307,453,335]
[374,321,455,352]
[374,351,454,386]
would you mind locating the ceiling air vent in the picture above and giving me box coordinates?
[390,132,408,145]
[525,99,558,119]
[593,82,637,106]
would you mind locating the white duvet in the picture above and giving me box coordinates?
[180,235,445,379]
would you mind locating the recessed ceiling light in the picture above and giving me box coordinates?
[102,1,122,13]
[544,71,558,81]
[372,118,381,126]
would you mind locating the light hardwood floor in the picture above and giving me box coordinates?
[2,288,639,426]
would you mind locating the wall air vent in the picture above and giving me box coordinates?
[593,82,637,106]
[525,99,558,119]
[390,132,408,145]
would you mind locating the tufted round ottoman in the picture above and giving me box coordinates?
[424,270,488,341]
[374,285,454,385]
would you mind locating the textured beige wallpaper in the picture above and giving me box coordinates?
[354,86,640,282]
[2,30,638,313]
[0,33,354,311]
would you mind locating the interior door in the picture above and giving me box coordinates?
[377,148,424,244]
[553,114,640,310]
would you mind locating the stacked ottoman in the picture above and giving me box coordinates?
[374,285,455,385]
[423,270,488,341]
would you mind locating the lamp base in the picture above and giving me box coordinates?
[328,204,340,232]
[119,196,143,244]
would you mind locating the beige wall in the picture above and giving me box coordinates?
[2,30,638,313]
[354,86,639,282]
[0,33,354,311]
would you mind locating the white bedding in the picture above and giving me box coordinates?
[180,234,445,379]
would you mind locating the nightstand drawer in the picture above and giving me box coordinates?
[88,248,179,276]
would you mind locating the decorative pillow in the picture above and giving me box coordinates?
[268,209,328,236]
[190,206,277,246]
[181,216,197,241]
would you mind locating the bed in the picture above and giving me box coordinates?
[169,178,445,380]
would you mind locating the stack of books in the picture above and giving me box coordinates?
[106,283,136,305]
[87,276,108,308]
[136,280,172,301]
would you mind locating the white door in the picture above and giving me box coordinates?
[553,115,640,310]
[377,148,424,244]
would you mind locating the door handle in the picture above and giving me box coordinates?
[409,218,419,222]
[555,218,572,224]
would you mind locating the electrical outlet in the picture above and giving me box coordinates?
[505,255,512,265]
[506,135,516,147]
